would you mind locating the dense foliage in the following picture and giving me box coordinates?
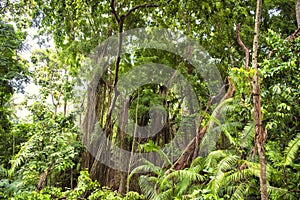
[0,0,299,199]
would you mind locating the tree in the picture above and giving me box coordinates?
[0,18,29,167]
[251,0,268,199]
[2,0,300,199]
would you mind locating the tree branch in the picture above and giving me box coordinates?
[236,23,250,69]
[124,3,158,19]
[110,0,119,23]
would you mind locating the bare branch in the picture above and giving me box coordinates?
[110,0,119,23]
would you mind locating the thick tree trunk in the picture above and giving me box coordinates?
[252,0,268,199]
[87,1,159,192]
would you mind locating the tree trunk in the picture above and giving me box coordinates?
[252,0,268,199]
[296,0,300,28]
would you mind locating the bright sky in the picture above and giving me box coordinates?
[14,27,54,119]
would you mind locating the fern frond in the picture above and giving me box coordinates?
[217,155,238,173]
[205,150,227,169]
[211,98,234,118]
[160,169,205,194]
[128,160,164,185]
[267,185,296,200]
[154,148,172,166]
[225,170,245,184]
[190,156,205,169]
[199,98,234,156]
[241,122,254,148]
[283,134,300,166]
[154,188,173,200]
[8,133,37,176]
[230,183,248,200]
[209,155,238,195]
[209,171,226,195]
[209,120,236,146]
[0,165,8,177]
[139,175,159,200]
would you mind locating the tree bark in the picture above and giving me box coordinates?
[88,1,159,192]
[296,0,300,28]
[252,0,268,199]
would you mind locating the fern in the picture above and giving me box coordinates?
[283,134,300,167]
[240,122,254,148]
[199,98,234,156]
[154,188,173,200]
[160,168,205,196]
[267,185,297,200]
[8,133,37,176]
[0,165,8,177]
[127,159,164,186]
[204,150,227,169]
[139,175,159,200]
[230,183,248,200]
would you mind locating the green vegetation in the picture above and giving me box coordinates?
[0,0,299,199]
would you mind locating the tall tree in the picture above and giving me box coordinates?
[252,0,268,199]
[0,19,28,167]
